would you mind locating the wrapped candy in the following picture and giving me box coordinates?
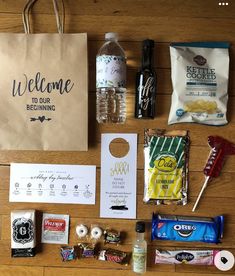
[192,136,235,211]
[155,249,219,265]
[60,246,75,261]
[98,248,130,265]
[104,230,121,244]
[78,243,95,258]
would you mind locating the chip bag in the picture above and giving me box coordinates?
[144,129,189,205]
[168,42,230,125]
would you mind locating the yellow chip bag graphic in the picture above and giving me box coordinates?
[184,100,219,114]
[144,129,189,205]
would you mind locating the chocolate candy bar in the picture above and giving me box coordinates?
[78,243,95,258]
[104,230,121,244]
[60,246,75,261]
[11,210,36,257]
[152,213,223,244]
[98,248,129,265]
[155,249,219,265]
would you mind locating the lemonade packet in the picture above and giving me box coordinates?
[144,129,189,205]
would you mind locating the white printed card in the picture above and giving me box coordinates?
[9,163,96,204]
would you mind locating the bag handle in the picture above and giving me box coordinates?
[22,0,65,34]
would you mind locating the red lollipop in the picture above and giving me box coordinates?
[192,136,235,212]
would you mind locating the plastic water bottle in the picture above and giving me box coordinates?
[96,33,126,123]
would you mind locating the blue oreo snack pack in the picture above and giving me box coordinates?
[152,213,224,244]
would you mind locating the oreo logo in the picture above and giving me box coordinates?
[173,224,196,238]
[175,252,194,263]
[193,55,207,66]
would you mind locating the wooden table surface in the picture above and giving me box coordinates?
[0,0,235,275]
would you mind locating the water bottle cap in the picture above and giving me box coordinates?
[105,32,118,41]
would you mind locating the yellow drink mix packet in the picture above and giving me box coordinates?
[144,129,189,205]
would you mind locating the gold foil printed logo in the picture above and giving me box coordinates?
[154,155,177,173]
[110,161,129,176]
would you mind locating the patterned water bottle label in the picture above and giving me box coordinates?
[96,55,126,88]
[133,247,146,273]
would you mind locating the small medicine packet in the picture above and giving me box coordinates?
[11,209,36,257]
[41,213,69,244]
[168,42,230,125]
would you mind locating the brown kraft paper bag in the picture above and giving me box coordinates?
[0,0,88,151]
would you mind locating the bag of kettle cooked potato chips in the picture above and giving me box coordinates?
[168,42,230,125]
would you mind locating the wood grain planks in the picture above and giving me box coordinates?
[0,0,234,275]
[0,265,43,276]
[0,13,234,42]
[0,0,234,19]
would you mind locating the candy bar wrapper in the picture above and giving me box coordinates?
[144,129,189,205]
[155,249,219,265]
[152,213,224,244]
[98,248,130,265]
[78,243,95,258]
[11,210,36,257]
[104,230,121,244]
[60,246,76,261]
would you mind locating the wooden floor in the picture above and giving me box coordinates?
[0,0,235,275]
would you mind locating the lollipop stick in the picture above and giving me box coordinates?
[192,176,210,212]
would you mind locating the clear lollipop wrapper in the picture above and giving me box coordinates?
[192,136,235,211]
